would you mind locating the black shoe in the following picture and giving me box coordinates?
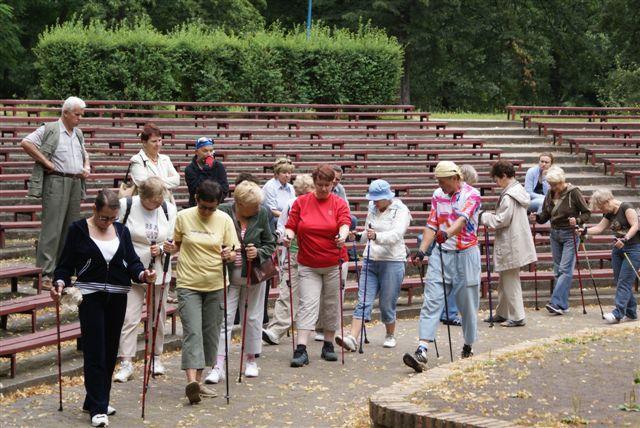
[483,315,506,323]
[402,346,428,373]
[290,345,309,367]
[461,344,473,359]
[321,341,338,362]
[261,329,278,345]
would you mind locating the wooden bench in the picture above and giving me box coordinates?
[522,114,640,128]
[506,105,640,121]
[0,221,40,248]
[551,128,640,145]
[583,147,640,165]
[0,265,42,294]
[623,170,640,188]
[601,158,640,175]
[0,305,178,378]
[565,137,640,154]
[535,121,640,136]
[0,292,51,332]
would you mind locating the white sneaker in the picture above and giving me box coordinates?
[383,335,397,348]
[335,334,357,352]
[603,312,620,324]
[113,361,133,383]
[622,316,638,323]
[152,357,165,376]
[83,406,116,416]
[204,365,225,384]
[244,361,259,378]
[91,414,109,427]
[314,332,325,342]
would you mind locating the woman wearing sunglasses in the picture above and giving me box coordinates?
[163,180,240,404]
[51,188,157,427]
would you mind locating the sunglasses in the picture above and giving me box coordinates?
[98,215,118,222]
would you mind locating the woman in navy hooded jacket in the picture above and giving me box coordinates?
[51,188,156,427]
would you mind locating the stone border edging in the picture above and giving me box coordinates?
[369,322,636,428]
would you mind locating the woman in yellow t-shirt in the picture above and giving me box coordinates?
[164,180,239,404]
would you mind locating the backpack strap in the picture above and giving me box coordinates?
[123,197,133,225]
[161,201,169,222]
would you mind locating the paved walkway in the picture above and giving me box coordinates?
[0,305,619,427]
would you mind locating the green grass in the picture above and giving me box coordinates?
[429,111,507,120]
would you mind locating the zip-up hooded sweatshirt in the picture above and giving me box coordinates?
[358,198,412,261]
[536,183,591,229]
[54,219,146,294]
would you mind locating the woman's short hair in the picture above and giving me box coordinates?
[293,174,314,195]
[141,123,161,143]
[273,157,294,175]
[489,160,515,179]
[95,188,120,211]
[545,166,565,184]
[460,164,479,184]
[233,180,263,206]
[196,180,224,203]
[235,173,259,186]
[311,164,335,183]
[589,189,614,211]
[539,152,554,164]
[138,176,166,202]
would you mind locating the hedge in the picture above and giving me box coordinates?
[34,22,404,105]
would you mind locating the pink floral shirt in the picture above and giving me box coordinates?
[426,182,481,251]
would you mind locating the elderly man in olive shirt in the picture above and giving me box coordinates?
[20,96,91,286]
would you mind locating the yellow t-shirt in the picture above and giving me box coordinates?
[174,207,240,291]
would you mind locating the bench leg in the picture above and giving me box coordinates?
[11,278,18,293]
[31,310,36,333]
[1,315,7,329]
[407,288,413,305]
[11,355,16,378]
[172,315,177,335]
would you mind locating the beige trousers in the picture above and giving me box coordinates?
[495,267,526,321]
[265,251,300,341]
[118,283,168,358]
[297,264,340,331]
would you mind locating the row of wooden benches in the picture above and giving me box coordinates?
[506,105,640,121]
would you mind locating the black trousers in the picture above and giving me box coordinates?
[78,292,127,416]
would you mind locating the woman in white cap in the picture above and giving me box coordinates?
[336,180,411,351]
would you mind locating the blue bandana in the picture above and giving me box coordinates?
[196,137,214,149]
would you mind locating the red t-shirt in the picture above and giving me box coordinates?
[286,192,351,268]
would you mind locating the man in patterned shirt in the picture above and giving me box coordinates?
[403,161,482,372]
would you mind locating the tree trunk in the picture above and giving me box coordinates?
[400,49,411,104]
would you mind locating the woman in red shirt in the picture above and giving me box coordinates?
[285,164,351,367]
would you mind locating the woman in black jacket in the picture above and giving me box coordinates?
[51,189,156,427]
[184,137,229,207]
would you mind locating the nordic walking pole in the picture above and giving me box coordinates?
[571,227,587,314]
[338,257,346,365]
[623,251,640,282]
[238,255,253,383]
[142,243,173,417]
[286,247,295,355]
[419,263,440,359]
[55,288,63,412]
[484,226,494,327]
[148,242,157,379]
[579,238,604,318]
[437,242,454,362]
[532,222,539,310]
[222,245,231,404]
[140,279,153,418]
[352,235,368,346]
[359,224,373,353]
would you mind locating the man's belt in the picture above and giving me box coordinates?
[46,171,83,179]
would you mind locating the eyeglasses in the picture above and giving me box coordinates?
[97,215,118,222]
[198,204,217,212]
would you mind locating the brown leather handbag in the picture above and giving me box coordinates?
[249,252,279,285]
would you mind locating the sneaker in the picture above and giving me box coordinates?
[383,335,397,348]
[603,312,620,324]
[545,303,564,315]
[461,344,473,359]
[198,383,217,398]
[291,345,309,367]
[402,346,428,373]
[152,357,165,376]
[204,365,225,384]
[321,341,338,361]
[83,406,116,416]
[483,314,506,323]
[335,334,357,352]
[262,328,279,345]
[500,319,526,327]
[314,332,325,342]
[113,361,134,383]
[622,315,638,323]
[185,381,201,404]
[244,361,259,378]
[91,414,109,427]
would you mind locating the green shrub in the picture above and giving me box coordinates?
[34,21,403,105]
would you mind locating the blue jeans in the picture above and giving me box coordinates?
[353,260,405,324]
[418,246,480,346]
[611,244,639,320]
[529,193,545,214]
[549,228,578,310]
